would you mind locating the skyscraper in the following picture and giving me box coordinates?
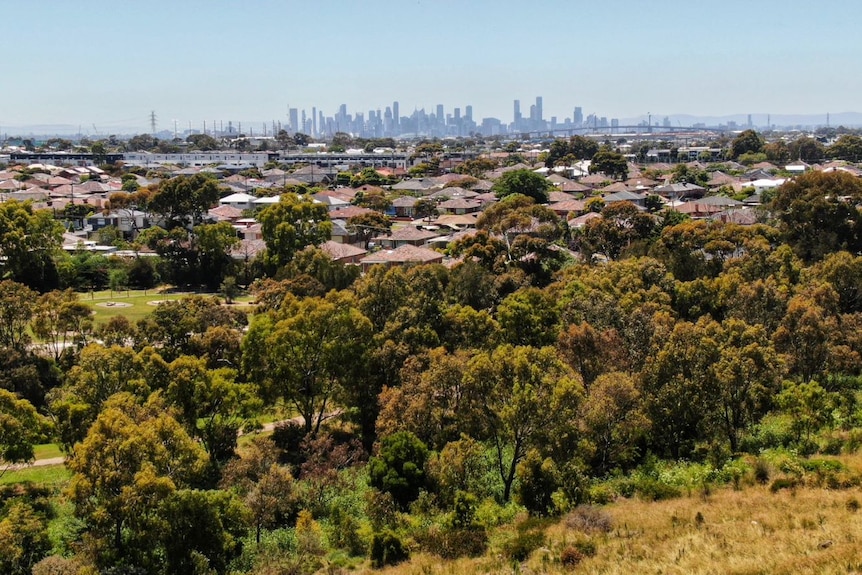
[465,105,473,122]
[574,107,583,126]
[535,96,543,124]
[514,99,521,126]
[288,108,299,133]
[392,101,400,129]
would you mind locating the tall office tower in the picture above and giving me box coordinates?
[436,104,444,124]
[319,111,325,136]
[465,105,473,122]
[747,114,753,128]
[514,99,522,125]
[289,108,299,133]
[392,101,400,130]
[312,107,317,137]
[339,104,347,118]
[529,104,536,124]
[454,107,461,121]
[301,110,307,133]
[574,106,583,126]
[535,96,543,123]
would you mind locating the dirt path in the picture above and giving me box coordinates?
[9,411,342,471]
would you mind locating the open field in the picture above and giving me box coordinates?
[0,464,70,486]
[33,443,64,460]
[80,288,256,326]
[374,484,862,575]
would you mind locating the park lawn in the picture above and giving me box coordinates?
[80,288,255,326]
[0,464,71,486]
[33,443,64,460]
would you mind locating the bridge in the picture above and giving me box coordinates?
[508,124,731,141]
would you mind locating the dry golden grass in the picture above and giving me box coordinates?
[361,479,862,575]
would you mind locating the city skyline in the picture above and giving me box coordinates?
[3,0,861,134]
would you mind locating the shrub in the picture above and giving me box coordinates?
[564,505,613,534]
[753,458,771,484]
[769,477,799,493]
[500,519,549,562]
[559,545,584,568]
[417,526,488,559]
[586,483,616,505]
[515,450,560,516]
[368,431,429,510]
[846,497,860,513]
[369,530,409,569]
[271,421,307,469]
[633,478,681,501]
[845,429,862,453]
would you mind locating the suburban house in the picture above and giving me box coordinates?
[436,197,482,215]
[86,209,151,237]
[359,244,445,272]
[373,226,440,249]
[392,196,419,218]
[318,240,367,264]
[219,192,257,211]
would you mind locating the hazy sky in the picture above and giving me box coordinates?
[3,0,861,133]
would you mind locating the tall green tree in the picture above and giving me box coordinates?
[259,193,332,269]
[0,201,63,291]
[492,169,552,203]
[242,291,372,436]
[729,129,764,159]
[828,134,862,162]
[31,290,93,361]
[148,174,221,228]
[0,281,36,350]
[463,345,583,501]
[588,148,628,180]
[771,170,862,262]
[0,389,48,473]
[67,395,209,565]
[164,356,260,469]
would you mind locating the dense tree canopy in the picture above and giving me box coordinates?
[492,169,551,204]
[259,193,332,269]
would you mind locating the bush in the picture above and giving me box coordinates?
[500,518,549,562]
[633,478,681,501]
[754,458,771,484]
[564,505,613,534]
[586,483,616,505]
[417,526,488,559]
[368,431,429,510]
[769,477,798,493]
[271,421,307,469]
[559,545,584,568]
[515,450,559,517]
[370,530,409,569]
[501,529,545,562]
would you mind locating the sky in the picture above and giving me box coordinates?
[2,0,861,134]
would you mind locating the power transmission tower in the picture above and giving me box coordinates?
[150,111,157,135]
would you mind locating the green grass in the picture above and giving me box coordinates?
[80,288,256,326]
[0,464,71,486]
[33,443,64,460]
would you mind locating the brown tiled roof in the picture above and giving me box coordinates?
[360,244,444,265]
[437,198,481,209]
[319,240,367,261]
[328,206,374,219]
[378,227,440,242]
[548,191,576,203]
